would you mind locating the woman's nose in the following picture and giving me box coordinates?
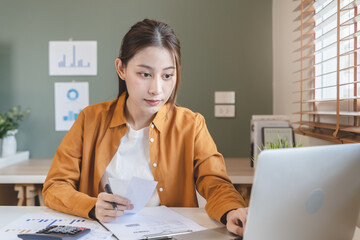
[149,77,162,95]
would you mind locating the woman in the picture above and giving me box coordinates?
[43,19,248,236]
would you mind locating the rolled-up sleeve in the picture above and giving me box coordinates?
[42,111,97,219]
[193,114,246,222]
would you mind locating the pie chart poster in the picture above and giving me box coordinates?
[54,82,89,131]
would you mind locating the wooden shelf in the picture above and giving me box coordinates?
[300,111,360,116]
[294,128,342,143]
[294,121,338,130]
[295,97,360,103]
[294,121,360,134]
[341,126,360,133]
[295,127,360,143]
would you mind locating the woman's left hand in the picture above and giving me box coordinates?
[226,208,248,236]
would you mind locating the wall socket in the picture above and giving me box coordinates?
[215,91,235,104]
[215,105,235,117]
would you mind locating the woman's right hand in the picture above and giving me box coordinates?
[95,192,134,222]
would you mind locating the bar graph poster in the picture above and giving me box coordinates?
[55,82,89,131]
[49,41,97,76]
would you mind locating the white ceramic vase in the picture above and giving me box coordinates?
[1,129,18,157]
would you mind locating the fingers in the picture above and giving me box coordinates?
[98,209,124,223]
[226,208,248,236]
[227,223,245,236]
[95,206,123,222]
[95,192,134,222]
[239,208,247,226]
[99,192,131,206]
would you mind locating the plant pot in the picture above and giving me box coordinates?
[1,129,18,157]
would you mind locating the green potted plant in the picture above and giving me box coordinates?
[252,136,302,167]
[0,106,30,157]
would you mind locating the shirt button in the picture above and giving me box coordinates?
[159,187,164,192]
[153,163,157,167]
[150,138,154,143]
[151,124,155,128]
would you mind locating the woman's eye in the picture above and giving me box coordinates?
[163,74,173,79]
[140,72,151,78]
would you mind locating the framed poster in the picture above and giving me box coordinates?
[262,127,295,147]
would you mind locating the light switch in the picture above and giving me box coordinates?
[215,91,235,104]
[215,105,235,118]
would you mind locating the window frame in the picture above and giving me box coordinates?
[295,0,360,143]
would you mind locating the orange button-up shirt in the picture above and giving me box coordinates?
[43,93,246,223]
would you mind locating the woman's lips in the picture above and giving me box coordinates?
[145,99,161,106]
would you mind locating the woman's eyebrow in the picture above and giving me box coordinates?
[163,66,176,70]
[137,64,175,70]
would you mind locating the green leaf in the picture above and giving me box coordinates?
[0,106,30,138]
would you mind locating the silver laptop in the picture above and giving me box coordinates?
[173,227,240,240]
[244,143,360,240]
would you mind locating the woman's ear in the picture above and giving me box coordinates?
[115,58,126,80]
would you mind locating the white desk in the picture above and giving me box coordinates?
[0,206,222,240]
[0,206,359,240]
[0,158,52,206]
[0,158,51,184]
[0,158,252,184]
[0,158,253,206]
[0,206,221,230]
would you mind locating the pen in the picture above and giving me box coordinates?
[142,230,193,239]
[104,184,118,211]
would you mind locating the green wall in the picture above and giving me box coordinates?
[0,0,272,158]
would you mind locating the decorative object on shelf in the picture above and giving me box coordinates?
[0,106,30,157]
[252,135,302,168]
[250,115,291,168]
[1,129,17,157]
[0,151,30,168]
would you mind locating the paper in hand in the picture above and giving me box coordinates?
[109,177,158,214]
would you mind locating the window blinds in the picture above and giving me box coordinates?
[294,0,360,143]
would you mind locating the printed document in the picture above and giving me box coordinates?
[103,206,206,240]
[0,212,111,240]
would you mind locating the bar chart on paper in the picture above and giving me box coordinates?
[54,82,89,131]
[0,213,111,240]
[63,110,82,121]
[58,45,91,68]
[49,41,97,76]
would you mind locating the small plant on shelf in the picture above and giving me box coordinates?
[262,136,302,150]
[0,106,30,139]
[252,136,302,166]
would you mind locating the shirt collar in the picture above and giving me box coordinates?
[152,102,171,133]
[109,92,127,128]
[109,92,172,131]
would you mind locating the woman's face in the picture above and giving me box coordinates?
[116,46,177,118]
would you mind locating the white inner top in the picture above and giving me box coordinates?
[100,123,160,206]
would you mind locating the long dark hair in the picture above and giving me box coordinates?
[117,19,181,109]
